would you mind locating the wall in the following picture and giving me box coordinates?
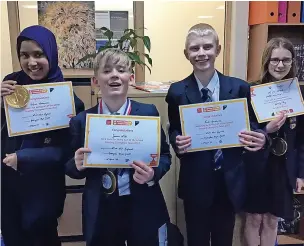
[17,1,225,83]
[144,0,225,82]
[8,1,249,82]
[229,1,249,80]
[1,1,13,80]
[18,1,38,31]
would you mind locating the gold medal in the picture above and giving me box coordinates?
[5,85,30,108]
[102,170,116,194]
[271,137,288,156]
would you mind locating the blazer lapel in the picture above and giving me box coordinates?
[88,104,98,114]
[185,73,203,104]
[218,72,233,101]
[129,99,140,115]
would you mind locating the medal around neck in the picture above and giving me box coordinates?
[271,137,288,156]
[5,85,30,108]
[102,170,116,194]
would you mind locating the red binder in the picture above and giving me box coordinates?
[249,1,278,25]
[287,1,301,23]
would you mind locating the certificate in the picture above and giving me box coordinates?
[179,98,250,152]
[251,77,304,123]
[83,114,161,168]
[4,82,76,137]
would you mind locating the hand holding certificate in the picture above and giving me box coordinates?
[4,81,76,137]
[179,98,251,152]
[250,77,304,123]
[83,114,161,168]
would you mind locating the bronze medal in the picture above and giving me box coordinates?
[5,85,30,108]
[102,170,116,194]
[271,137,288,156]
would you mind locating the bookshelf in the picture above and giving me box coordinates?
[247,23,304,82]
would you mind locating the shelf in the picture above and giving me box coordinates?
[251,23,304,27]
[62,69,93,79]
[268,23,304,26]
[278,234,304,245]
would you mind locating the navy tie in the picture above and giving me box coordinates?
[201,88,212,102]
[201,88,223,170]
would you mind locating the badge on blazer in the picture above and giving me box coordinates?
[289,117,297,129]
[44,138,51,144]
[102,170,116,194]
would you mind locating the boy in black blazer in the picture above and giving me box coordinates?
[65,48,172,246]
[165,23,267,246]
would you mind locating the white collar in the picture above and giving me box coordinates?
[100,99,128,115]
[194,70,219,95]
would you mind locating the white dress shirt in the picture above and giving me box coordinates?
[194,70,220,102]
[102,100,131,196]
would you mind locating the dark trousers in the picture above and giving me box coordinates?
[1,173,61,246]
[184,171,235,246]
[91,194,160,246]
[2,210,60,246]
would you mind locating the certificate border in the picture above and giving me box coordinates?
[83,114,161,168]
[4,81,76,137]
[251,77,304,123]
[179,98,250,152]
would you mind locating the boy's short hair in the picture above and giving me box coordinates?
[185,23,219,49]
[93,48,132,76]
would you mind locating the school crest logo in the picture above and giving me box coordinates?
[44,138,51,144]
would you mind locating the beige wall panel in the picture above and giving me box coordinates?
[1,1,13,79]
[144,0,225,82]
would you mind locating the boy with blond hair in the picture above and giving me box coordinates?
[65,48,171,246]
[165,23,267,246]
